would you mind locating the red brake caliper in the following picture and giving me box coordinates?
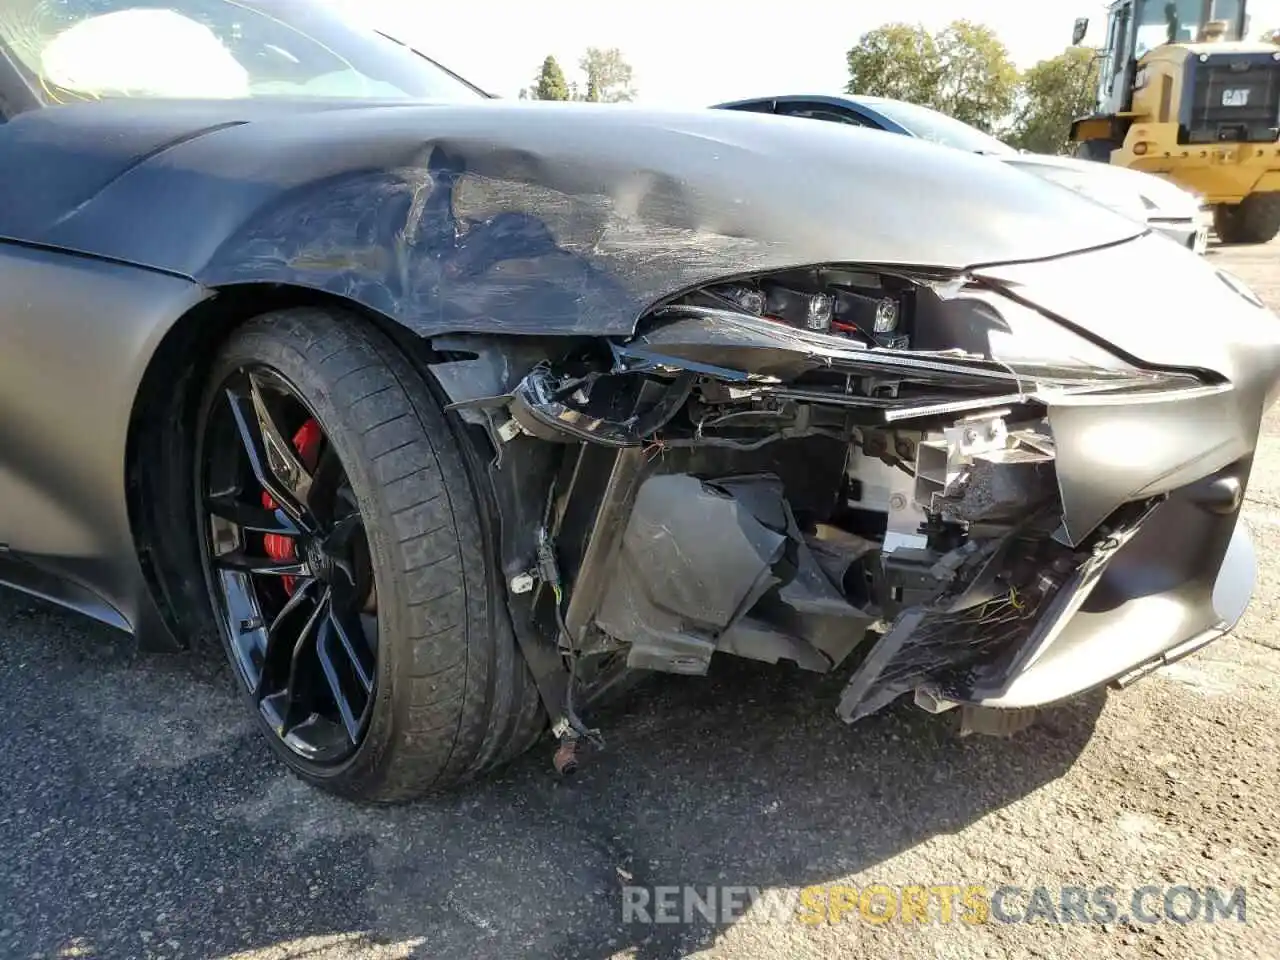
[261,418,323,594]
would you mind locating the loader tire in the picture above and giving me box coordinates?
[1214,194,1280,245]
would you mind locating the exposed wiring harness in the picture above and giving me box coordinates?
[535,487,603,749]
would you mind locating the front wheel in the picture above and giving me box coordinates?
[1214,193,1280,245]
[194,307,545,802]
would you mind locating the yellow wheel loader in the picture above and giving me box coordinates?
[1069,0,1280,244]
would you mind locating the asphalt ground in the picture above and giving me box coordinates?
[1,241,1278,960]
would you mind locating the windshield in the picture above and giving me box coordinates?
[1135,0,1244,55]
[865,99,1016,156]
[0,0,484,104]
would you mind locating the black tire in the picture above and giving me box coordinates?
[1072,139,1119,163]
[195,307,545,802]
[1214,193,1280,245]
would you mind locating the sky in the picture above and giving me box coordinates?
[325,0,1280,106]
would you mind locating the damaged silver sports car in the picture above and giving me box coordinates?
[1,0,1277,802]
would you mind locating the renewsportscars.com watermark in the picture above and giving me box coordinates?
[621,884,1248,927]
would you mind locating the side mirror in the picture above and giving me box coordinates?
[1072,17,1090,45]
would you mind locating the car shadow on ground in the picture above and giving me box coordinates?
[0,588,1103,960]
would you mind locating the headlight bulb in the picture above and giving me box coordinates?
[716,284,766,315]
[805,292,835,331]
[874,298,899,333]
[763,285,834,333]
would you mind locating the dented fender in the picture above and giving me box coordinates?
[2,99,1143,341]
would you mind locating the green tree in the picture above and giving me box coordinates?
[1008,47,1100,154]
[521,55,570,100]
[845,24,941,106]
[574,47,636,102]
[845,20,1018,133]
[932,21,1019,132]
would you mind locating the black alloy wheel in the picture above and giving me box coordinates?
[193,308,547,802]
[202,364,378,763]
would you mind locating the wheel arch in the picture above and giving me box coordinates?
[124,282,440,648]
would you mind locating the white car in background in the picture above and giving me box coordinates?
[1002,150,1210,255]
[713,94,1211,255]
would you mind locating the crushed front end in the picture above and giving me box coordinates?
[431,233,1278,742]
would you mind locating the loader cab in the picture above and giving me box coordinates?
[1093,0,1247,114]
[1097,0,1138,115]
[1071,0,1280,242]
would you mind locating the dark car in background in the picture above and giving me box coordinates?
[715,93,1210,254]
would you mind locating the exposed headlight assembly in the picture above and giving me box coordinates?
[483,259,1219,460]
[696,268,911,348]
[646,264,1209,395]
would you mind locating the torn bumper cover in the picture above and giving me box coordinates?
[448,232,1280,725]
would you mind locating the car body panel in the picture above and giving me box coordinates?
[517,282,1277,717]
[0,99,1146,341]
[999,152,1211,254]
[713,93,1207,253]
[965,467,1256,709]
[0,242,210,634]
[0,31,1274,725]
[976,232,1280,385]
[1002,152,1201,217]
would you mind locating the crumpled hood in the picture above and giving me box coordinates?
[3,99,1147,337]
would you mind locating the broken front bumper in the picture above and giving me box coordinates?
[439,233,1280,727]
[561,442,1258,725]
[839,458,1256,720]
[507,363,1264,725]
